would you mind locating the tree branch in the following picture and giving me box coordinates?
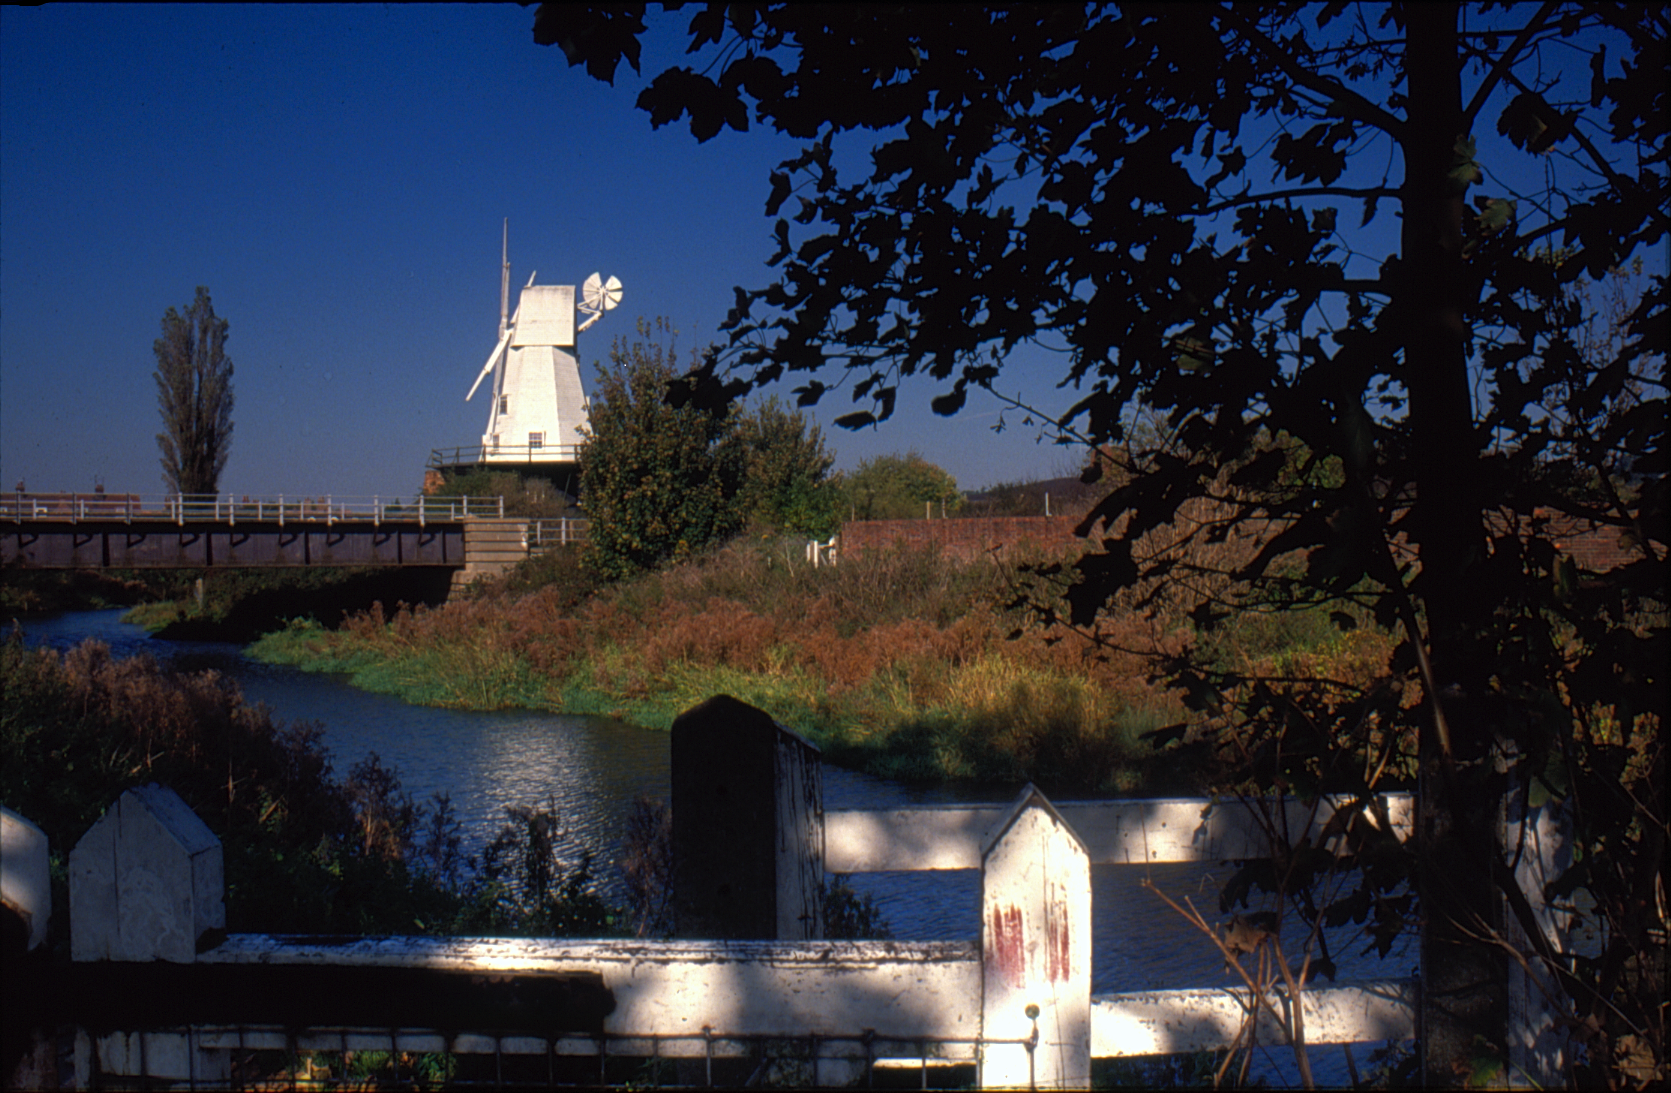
[1217,6,1408,140]
[1497,68,1671,237]
[1197,185,1398,216]
[1461,0,1561,129]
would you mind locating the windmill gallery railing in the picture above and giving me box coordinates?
[2,695,1572,1090]
[429,443,583,468]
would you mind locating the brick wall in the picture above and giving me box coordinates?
[1516,508,1643,574]
[837,507,1646,572]
[838,516,1083,562]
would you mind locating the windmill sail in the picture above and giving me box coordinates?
[466,327,513,403]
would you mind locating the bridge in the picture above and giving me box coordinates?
[0,493,587,586]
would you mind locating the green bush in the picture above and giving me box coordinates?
[835,450,964,520]
[427,468,575,519]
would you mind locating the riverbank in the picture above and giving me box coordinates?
[249,538,1212,795]
[123,566,454,641]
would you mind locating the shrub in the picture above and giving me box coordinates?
[0,633,619,939]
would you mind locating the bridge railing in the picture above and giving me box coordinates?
[2,492,505,527]
[10,695,1573,1089]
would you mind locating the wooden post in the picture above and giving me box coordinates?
[671,695,823,940]
[3,806,56,1090]
[980,785,1090,1090]
[67,785,231,1087]
[69,784,224,963]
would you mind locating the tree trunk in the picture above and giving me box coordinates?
[1401,6,1507,1085]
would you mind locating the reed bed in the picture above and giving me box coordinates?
[250,538,1198,794]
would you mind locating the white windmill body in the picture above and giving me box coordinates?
[463,224,620,466]
[477,283,583,460]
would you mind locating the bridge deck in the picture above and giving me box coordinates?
[1,493,503,569]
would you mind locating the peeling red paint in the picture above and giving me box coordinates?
[1046,893,1071,982]
[988,905,1026,987]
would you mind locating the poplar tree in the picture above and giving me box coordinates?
[154,286,235,495]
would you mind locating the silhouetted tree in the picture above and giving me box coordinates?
[154,286,235,495]
[547,6,1665,1084]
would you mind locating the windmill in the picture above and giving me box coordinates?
[461,220,623,468]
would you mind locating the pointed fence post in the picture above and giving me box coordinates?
[69,784,224,963]
[980,785,1091,1090]
[67,785,230,1087]
[3,807,55,1092]
[1504,797,1574,1088]
[671,695,824,940]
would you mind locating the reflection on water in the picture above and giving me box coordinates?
[18,609,1411,1086]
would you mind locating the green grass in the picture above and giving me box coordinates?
[244,533,1229,794]
[252,614,1189,795]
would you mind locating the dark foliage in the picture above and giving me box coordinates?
[619,794,674,937]
[580,319,839,579]
[0,635,621,940]
[548,5,1665,1084]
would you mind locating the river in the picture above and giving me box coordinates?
[17,608,1413,1084]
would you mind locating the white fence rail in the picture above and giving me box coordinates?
[11,695,1445,1090]
[429,443,582,467]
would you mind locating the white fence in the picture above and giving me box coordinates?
[10,695,1485,1090]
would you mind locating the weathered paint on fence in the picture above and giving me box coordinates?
[980,787,1092,1089]
[35,702,1454,1090]
[68,784,224,963]
[1090,978,1417,1056]
[199,935,981,1044]
[825,793,1415,872]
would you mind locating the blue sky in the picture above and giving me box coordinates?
[4,6,1658,502]
[1,4,1084,500]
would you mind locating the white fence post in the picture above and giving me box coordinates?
[67,785,230,1087]
[3,806,54,1089]
[981,785,1091,1090]
[1504,797,1574,1088]
[69,784,223,963]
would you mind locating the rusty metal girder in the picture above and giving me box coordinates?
[0,521,465,569]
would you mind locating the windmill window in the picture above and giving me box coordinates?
[528,432,544,449]
[498,395,508,414]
